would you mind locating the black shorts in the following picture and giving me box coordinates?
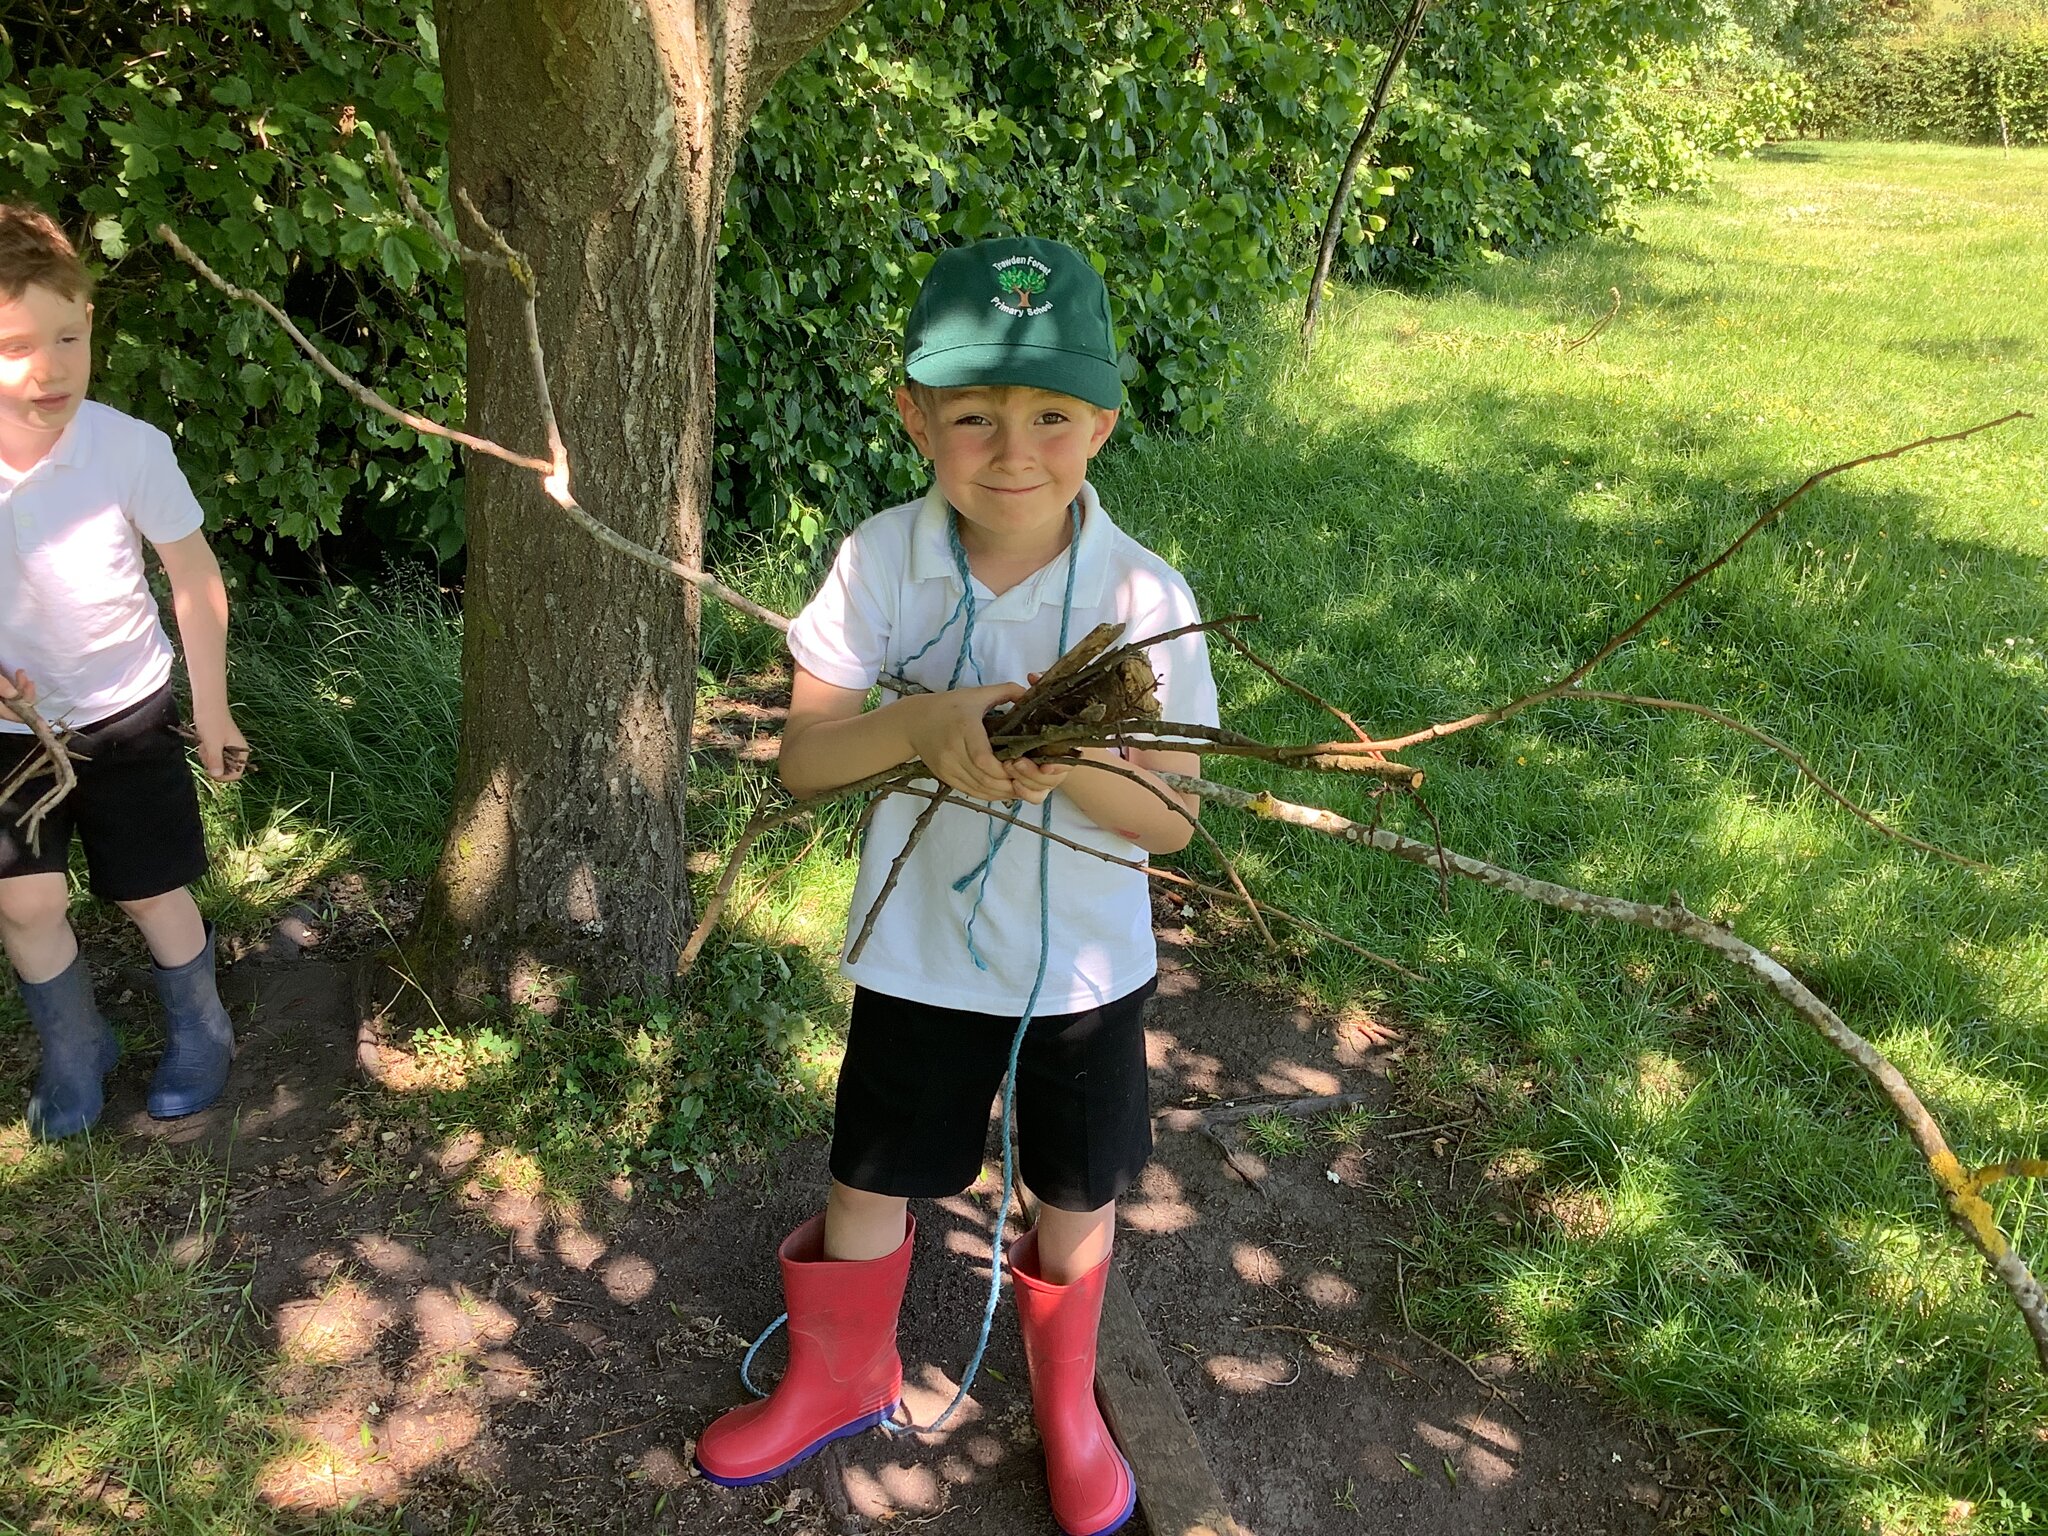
[0,687,208,901]
[829,978,1157,1213]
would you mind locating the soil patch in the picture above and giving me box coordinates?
[64,929,1700,1534]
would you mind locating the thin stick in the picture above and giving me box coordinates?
[1168,771,2048,1374]
[1203,1092,1374,1129]
[1069,756,1276,948]
[884,786,1419,978]
[1562,287,1621,354]
[1354,411,2033,755]
[156,225,550,475]
[1216,624,1372,744]
[1570,690,1991,870]
[845,791,951,963]
[1,696,83,853]
[154,223,792,636]
[1383,1118,1472,1141]
[1203,1125,1268,1194]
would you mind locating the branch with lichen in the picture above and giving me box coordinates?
[1167,771,2048,1371]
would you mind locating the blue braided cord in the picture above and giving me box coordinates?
[951,502,1083,973]
[943,516,986,689]
[739,1312,788,1398]
[893,584,970,678]
[740,499,1083,1438]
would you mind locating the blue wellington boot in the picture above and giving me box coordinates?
[22,954,121,1141]
[146,921,234,1120]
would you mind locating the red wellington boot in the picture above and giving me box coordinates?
[1009,1230,1137,1536]
[694,1213,915,1486]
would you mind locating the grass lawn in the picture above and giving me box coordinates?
[1091,140,2046,1534]
[4,140,2044,1531]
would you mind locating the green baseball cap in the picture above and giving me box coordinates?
[904,237,1121,410]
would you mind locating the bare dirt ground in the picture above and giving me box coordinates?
[77,920,1704,1535]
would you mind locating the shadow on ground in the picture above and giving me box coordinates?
[6,929,1702,1535]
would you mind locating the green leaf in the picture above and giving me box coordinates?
[379,232,420,292]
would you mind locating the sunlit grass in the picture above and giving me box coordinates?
[0,1132,407,1533]
[1118,141,2045,1533]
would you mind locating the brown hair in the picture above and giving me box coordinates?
[0,204,92,303]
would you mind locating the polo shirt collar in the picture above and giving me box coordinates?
[3,406,89,484]
[906,479,1114,611]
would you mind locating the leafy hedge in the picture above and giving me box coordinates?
[0,1,464,564]
[4,0,1722,562]
[1802,19,2048,144]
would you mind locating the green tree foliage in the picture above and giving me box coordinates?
[0,1,464,564]
[5,0,1732,562]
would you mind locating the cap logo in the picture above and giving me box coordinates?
[992,255,1052,318]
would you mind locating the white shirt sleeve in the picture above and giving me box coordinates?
[787,526,894,692]
[1139,569,1221,733]
[126,423,206,545]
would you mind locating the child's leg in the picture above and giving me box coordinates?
[2,873,119,1140]
[0,872,78,982]
[823,1180,911,1261]
[117,883,231,1120]
[1028,1197,1115,1284]
[1010,982,1154,1536]
[113,885,207,968]
[693,1191,916,1487]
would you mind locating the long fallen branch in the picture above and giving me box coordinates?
[1165,772,2048,1372]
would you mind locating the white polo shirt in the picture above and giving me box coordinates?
[787,481,1221,1015]
[0,401,204,734]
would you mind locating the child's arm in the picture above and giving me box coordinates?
[781,665,1042,803]
[1030,746,1201,855]
[153,532,247,781]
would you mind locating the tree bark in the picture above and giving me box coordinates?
[424,0,860,997]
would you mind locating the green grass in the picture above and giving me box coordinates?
[0,1122,406,1533]
[1084,141,2047,1534]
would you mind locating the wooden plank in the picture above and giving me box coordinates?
[1094,1264,1244,1536]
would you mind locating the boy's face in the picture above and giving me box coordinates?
[0,281,93,451]
[896,383,1117,553]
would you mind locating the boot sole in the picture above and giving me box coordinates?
[693,1400,900,1488]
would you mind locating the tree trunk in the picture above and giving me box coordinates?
[423,0,860,999]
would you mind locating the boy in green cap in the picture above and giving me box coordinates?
[693,237,1218,1536]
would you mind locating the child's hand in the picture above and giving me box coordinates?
[0,669,37,726]
[1004,754,1076,806]
[192,707,250,782]
[901,682,1030,801]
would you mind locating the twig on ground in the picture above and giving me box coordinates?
[1383,1118,1473,1141]
[1202,1093,1375,1129]
[1562,287,1622,353]
[1203,1125,1269,1195]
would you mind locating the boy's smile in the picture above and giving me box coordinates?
[0,281,92,468]
[897,383,1117,572]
